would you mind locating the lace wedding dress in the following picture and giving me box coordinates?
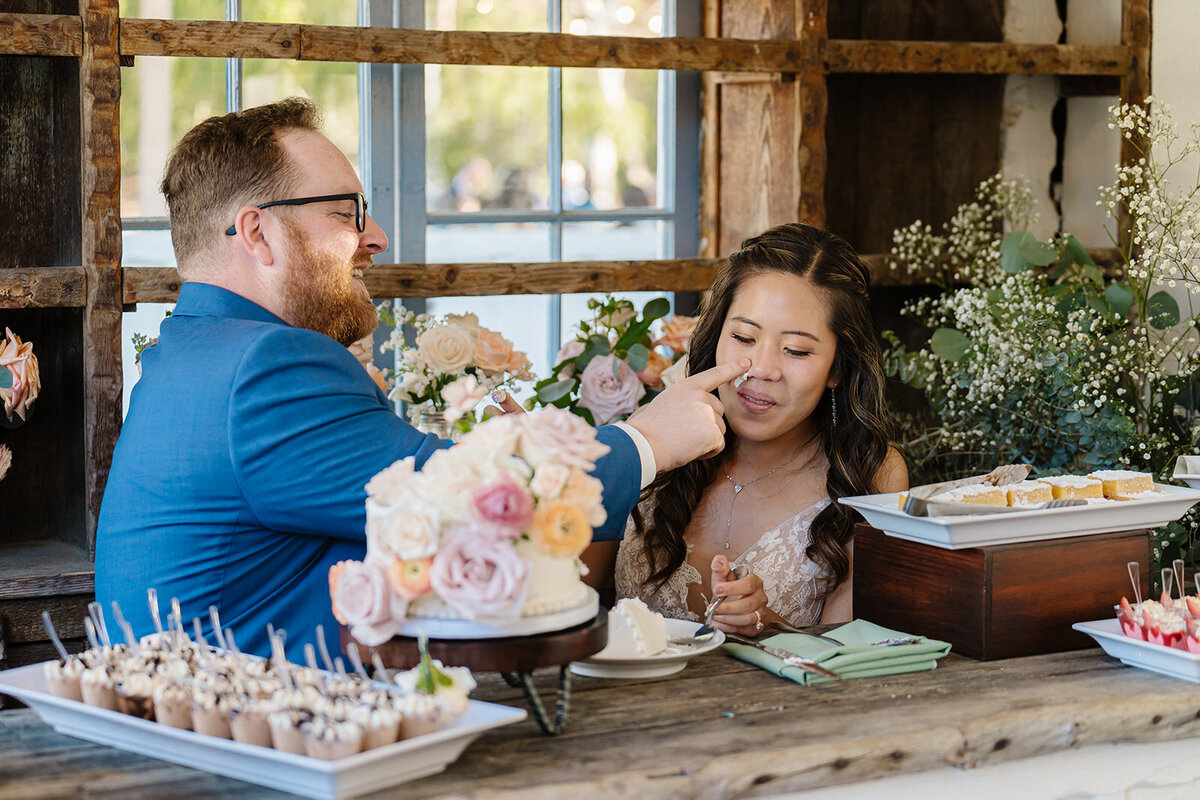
[614,497,834,627]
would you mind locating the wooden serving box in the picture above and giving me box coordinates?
[853,524,1151,661]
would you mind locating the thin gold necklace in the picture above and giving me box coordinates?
[720,446,807,552]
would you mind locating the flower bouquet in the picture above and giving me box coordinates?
[328,407,609,646]
[382,304,534,434]
[532,295,695,425]
[0,327,40,426]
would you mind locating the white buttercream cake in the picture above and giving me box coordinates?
[601,598,669,658]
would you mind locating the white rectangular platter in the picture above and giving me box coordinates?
[1073,618,1200,683]
[839,484,1200,550]
[0,661,525,800]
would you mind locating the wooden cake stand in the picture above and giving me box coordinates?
[340,609,608,735]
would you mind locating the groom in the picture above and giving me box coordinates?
[95,97,746,660]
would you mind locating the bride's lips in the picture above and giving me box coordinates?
[736,388,776,415]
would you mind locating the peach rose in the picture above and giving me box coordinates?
[660,354,689,388]
[636,349,672,388]
[530,502,593,558]
[474,329,517,372]
[558,469,607,528]
[0,328,40,423]
[386,556,434,600]
[654,315,697,355]
[347,334,376,367]
[417,322,476,374]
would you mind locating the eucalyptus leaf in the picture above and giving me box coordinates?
[1083,262,1104,286]
[612,357,622,380]
[1086,295,1109,320]
[1065,234,1095,267]
[626,343,649,372]
[929,328,972,362]
[1000,231,1035,273]
[1065,410,1082,424]
[1104,281,1134,318]
[537,378,575,404]
[1018,238,1058,267]
[1148,291,1181,329]
[642,297,671,321]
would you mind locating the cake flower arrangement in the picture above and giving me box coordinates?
[0,327,41,426]
[380,303,534,431]
[329,406,609,646]
[532,294,695,425]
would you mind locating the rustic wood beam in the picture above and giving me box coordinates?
[0,268,87,308]
[123,260,727,303]
[825,41,1130,76]
[120,19,807,72]
[699,0,720,258]
[797,0,828,227]
[1117,0,1151,258]
[118,18,298,58]
[0,12,81,56]
[80,0,124,558]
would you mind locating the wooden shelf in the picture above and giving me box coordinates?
[0,541,94,601]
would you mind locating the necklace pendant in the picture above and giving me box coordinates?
[733,484,742,493]
[723,542,730,550]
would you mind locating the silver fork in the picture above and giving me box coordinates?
[669,595,724,646]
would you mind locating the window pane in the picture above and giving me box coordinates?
[560,291,671,348]
[242,61,360,168]
[120,0,223,20]
[427,222,551,263]
[562,220,666,260]
[121,230,177,416]
[562,67,660,210]
[427,0,547,32]
[120,57,225,218]
[562,0,663,38]
[427,66,550,212]
[242,0,356,25]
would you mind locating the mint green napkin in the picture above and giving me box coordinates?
[722,618,952,685]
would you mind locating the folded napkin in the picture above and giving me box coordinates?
[722,618,952,685]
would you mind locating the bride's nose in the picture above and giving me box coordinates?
[746,346,782,380]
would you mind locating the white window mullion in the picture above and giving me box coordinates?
[547,0,564,364]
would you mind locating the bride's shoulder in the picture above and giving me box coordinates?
[873,445,909,494]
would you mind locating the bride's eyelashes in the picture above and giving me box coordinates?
[729,332,812,358]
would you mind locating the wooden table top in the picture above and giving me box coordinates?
[4,644,1200,799]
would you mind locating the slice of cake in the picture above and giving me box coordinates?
[1036,475,1103,499]
[931,483,1007,506]
[1087,469,1155,499]
[1006,481,1052,507]
[604,598,669,658]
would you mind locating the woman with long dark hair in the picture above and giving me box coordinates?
[596,223,907,635]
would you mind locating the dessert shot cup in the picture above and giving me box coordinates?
[152,681,193,729]
[43,658,85,702]
[79,666,119,711]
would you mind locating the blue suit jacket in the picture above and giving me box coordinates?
[95,283,640,662]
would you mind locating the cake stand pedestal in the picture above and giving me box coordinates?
[342,609,607,735]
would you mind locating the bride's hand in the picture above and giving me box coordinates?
[709,555,767,637]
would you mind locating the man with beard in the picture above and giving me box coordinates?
[95,98,750,660]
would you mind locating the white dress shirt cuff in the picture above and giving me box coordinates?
[613,422,657,490]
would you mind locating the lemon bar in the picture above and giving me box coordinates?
[932,483,1007,506]
[1036,475,1103,499]
[1087,469,1155,499]
[1006,481,1053,506]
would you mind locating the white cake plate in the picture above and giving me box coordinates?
[399,588,599,639]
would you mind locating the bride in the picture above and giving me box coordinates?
[588,223,907,636]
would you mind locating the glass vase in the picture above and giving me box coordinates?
[416,408,457,441]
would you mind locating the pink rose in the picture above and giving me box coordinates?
[472,473,535,532]
[636,349,672,388]
[329,558,408,646]
[518,406,611,471]
[430,532,530,618]
[554,340,586,378]
[441,374,487,423]
[577,355,646,424]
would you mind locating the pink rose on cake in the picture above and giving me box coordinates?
[518,406,611,472]
[429,531,530,618]
[472,473,535,533]
[329,557,409,646]
[577,355,645,425]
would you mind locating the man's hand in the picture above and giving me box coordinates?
[626,358,748,474]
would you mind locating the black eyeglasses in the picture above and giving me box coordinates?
[224,192,367,235]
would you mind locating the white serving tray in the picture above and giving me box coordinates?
[0,661,525,800]
[1073,618,1200,683]
[839,484,1200,550]
[1171,455,1200,489]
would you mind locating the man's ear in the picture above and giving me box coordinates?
[231,206,280,267]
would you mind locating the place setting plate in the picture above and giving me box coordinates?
[0,660,526,800]
[569,618,725,679]
[1073,617,1200,683]
[839,484,1200,550]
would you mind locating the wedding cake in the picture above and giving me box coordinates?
[601,598,669,658]
[330,408,608,644]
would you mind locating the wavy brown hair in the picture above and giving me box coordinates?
[634,223,894,603]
